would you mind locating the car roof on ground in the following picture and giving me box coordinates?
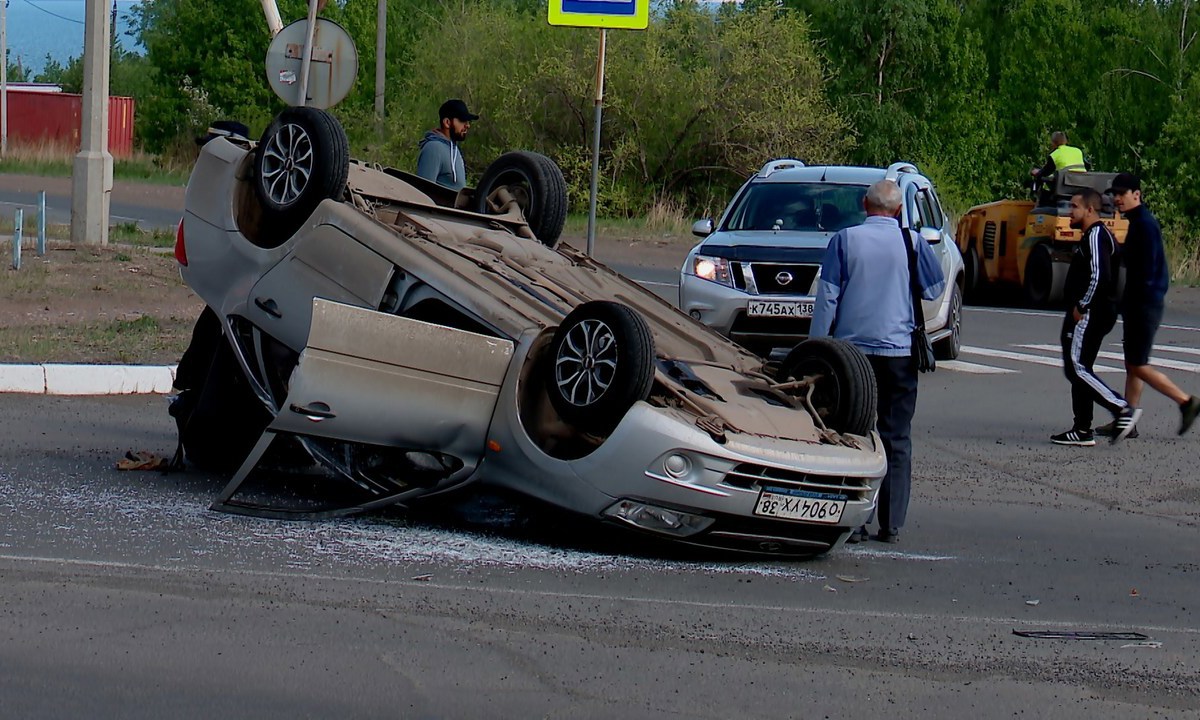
[753,165,924,185]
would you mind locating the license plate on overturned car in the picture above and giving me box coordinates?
[747,300,815,318]
[753,486,846,524]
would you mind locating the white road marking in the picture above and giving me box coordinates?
[960,345,1121,373]
[967,305,1200,332]
[1150,344,1200,357]
[634,280,678,288]
[8,553,1200,639]
[938,360,1017,374]
[967,307,1061,319]
[1020,344,1200,373]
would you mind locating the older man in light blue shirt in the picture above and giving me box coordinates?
[810,180,944,544]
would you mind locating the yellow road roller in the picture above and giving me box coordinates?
[956,171,1128,306]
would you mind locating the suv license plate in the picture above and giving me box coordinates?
[747,300,814,318]
[753,489,845,524]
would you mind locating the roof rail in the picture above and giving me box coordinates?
[884,162,919,181]
[757,158,806,178]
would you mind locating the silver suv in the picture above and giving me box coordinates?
[678,160,964,359]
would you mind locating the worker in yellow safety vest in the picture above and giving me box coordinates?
[1031,131,1087,181]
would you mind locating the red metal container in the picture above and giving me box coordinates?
[7,88,136,157]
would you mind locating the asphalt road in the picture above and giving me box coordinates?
[0,178,185,231]
[3,186,1200,717]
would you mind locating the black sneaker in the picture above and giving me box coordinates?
[1051,428,1095,446]
[1111,407,1143,445]
[846,526,869,544]
[1180,396,1200,436]
[875,529,900,543]
[1095,420,1137,439]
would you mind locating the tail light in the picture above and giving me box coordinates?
[174,218,188,266]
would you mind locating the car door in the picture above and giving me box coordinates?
[905,183,952,326]
[244,224,396,353]
[267,297,515,481]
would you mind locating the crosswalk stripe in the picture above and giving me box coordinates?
[1151,344,1200,358]
[961,345,1121,372]
[939,360,1018,374]
[1019,344,1200,373]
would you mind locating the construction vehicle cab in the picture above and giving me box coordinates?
[957,171,1128,306]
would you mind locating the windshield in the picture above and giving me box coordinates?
[723,183,868,232]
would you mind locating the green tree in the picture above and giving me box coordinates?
[389,1,850,215]
[34,55,82,92]
[6,51,31,82]
[786,0,1000,208]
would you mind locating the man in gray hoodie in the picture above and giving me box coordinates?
[416,98,479,190]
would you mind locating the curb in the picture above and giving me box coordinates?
[0,364,177,395]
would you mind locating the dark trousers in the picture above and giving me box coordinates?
[866,354,918,533]
[1060,309,1126,430]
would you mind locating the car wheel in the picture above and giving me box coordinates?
[777,338,877,437]
[546,301,655,435]
[474,151,567,248]
[253,106,349,245]
[1023,243,1067,307]
[934,283,962,360]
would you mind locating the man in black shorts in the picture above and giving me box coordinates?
[1096,173,1200,438]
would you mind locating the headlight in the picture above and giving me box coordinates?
[691,254,733,287]
[603,499,714,537]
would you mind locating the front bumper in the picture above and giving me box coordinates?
[678,275,815,351]
[488,400,885,556]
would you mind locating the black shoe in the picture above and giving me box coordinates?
[846,526,869,544]
[874,529,900,544]
[1180,396,1200,436]
[1051,428,1095,446]
[1111,407,1143,445]
[1095,420,1137,439]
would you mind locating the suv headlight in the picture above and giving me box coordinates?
[691,254,733,287]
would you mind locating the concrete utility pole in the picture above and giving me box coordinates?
[71,0,113,246]
[375,0,385,128]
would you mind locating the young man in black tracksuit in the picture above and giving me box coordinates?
[1053,188,1141,446]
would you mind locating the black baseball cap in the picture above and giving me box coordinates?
[439,98,479,122]
[1108,172,1141,193]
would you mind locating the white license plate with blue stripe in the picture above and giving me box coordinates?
[753,487,845,524]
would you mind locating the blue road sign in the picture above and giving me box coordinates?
[548,0,649,29]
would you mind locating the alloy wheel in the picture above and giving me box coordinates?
[555,319,618,407]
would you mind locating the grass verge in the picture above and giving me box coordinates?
[0,142,190,185]
[0,315,192,365]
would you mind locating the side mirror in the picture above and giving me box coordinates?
[919,226,942,245]
[692,219,714,238]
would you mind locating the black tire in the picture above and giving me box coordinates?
[253,107,349,245]
[1023,243,1067,307]
[963,244,982,302]
[178,340,273,473]
[546,301,655,435]
[934,283,963,360]
[474,151,568,248]
[777,338,877,436]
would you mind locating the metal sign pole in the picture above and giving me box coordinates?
[37,190,46,255]
[296,0,320,107]
[375,0,386,130]
[12,208,21,270]
[2,0,8,158]
[586,28,607,258]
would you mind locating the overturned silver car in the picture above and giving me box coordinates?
[172,107,886,556]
